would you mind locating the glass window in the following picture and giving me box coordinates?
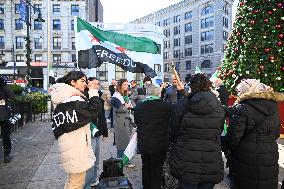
[134,73,143,81]
[34,20,42,30]
[16,54,24,62]
[223,31,228,40]
[201,30,214,41]
[223,17,228,28]
[53,54,61,63]
[72,37,75,50]
[53,19,61,30]
[201,60,212,68]
[201,16,214,29]
[53,4,60,15]
[185,11,192,20]
[0,4,4,14]
[154,64,161,72]
[164,63,169,72]
[174,38,180,47]
[155,21,160,26]
[185,48,192,57]
[164,40,170,49]
[174,15,180,23]
[223,6,229,15]
[15,19,23,30]
[71,54,76,62]
[175,62,180,72]
[53,37,61,49]
[71,5,79,16]
[174,50,180,58]
[34,4,42,13]
[71,20,74,31]
[115,65,126,80]
[201,5,214,15]
[201,44,213,54]
[15,4,20,14]
[0,19,4,30]
[163,29,170,37]
[96,62,108,81]
[34,38,42,49]
[185,35,192,45]
[34,54,42,62]
[164,52,170,60]
[0,36,5,49]
[16,36,24,49]
[186,60,191,70]
[174,26,180,35]
[185,23,192,32]
[163,18,170,26]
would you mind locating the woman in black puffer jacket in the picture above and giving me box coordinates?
[169,73,225,189]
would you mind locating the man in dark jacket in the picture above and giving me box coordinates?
[134,85,172,189]
[0,77,15,163]
[214,78,229,106]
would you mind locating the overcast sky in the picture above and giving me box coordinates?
[101,0,239,24]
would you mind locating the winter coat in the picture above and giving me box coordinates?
[226,91,284,189]
[134,98,172,154]
[216,85,229,106]
[169,91,225,184]
[0,86,15,121]
[111,92,133,150]
[50,83,102,174]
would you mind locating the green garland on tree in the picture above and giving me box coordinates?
[219,0,284,94]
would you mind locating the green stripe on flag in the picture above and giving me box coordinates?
[122,154,130,167]
[76,17,160,54]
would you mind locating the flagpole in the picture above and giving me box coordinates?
[46,0,51,90]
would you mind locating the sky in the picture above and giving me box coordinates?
[101,0,239,24]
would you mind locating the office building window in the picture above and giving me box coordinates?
[71,5,79,16]
[185,48,192,57]
[53,37,61,49]
[185,11,192,20]
[174,50,180,59]
[16,54,24,62]
[201,44,214,54]
[34,20,42,30]
[34,4,42,13]
[53,19,61,30]
[163,29,170,37]
[154,64,161,72]
[134,73,143,81]
[72,37,75,50]
[53,4,60,15]
[201,30,214,41]
[155,21,160,26]
[34,54,42,62]
[185,23,192,32]
[16,36,24,49]
[223,31,228,40]
[71,54,76,62]
[15,19,23,30]
[0,36,4,49]
[164,63,169,72]
[201,5,214,15]
[164,52,170,59]
[174,15,180,23]
[115,65,126,80]
[175,62,180,72]
[0,4,4,14]
[15,4,20,14]
[186,60,191,70]
[201,60,212,68]
[223,6,229,15]
[53,54,61,63]
[164,40,170,48]
[174,26,180,35]
[163,18,170,26]
[0,19,4,30]
[223,17,229,28]
[71,20,74,30]
[96,62,108,81]
[185,35,192,45]
[174,38,180,47]
[201,16,214,29]
[34,38,42,49]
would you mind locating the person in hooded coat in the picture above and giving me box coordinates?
[226,79,284,189]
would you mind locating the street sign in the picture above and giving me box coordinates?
[19,0,27,21]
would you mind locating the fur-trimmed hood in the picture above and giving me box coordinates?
[236,91,284,104]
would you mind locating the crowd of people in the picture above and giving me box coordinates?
[1,71,284,189]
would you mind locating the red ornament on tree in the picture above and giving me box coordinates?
[277,3,282,8]
[264,48,270,53]
[233,60,238,65]
[250,20,256,24]
[282,67,284,71]
[269,56,275,61]
[267,11,273,15]
[264,18,269,23]
[240,2,244,6]
[259,65,264,70]
[234,47,239,52]
[277,41,283,46]
[236,32,241,36]
[278,33,284,39]
[276,25,282,29]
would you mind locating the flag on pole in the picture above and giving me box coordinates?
[90,122,99,137]
[195,65,202,74]
[122,132,137,166]
[209,70,219,82]
[75,17,160,77]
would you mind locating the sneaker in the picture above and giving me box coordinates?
[91,181,99,187]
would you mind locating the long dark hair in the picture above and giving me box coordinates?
[190,73,212,93]
[56,71,86,86]
[116,78,128,96]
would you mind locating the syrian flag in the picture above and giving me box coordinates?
[75,17,160,77]
[122,132,137,166]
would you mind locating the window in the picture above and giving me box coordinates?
[0,4,4,14]
[185,48,192,57]
[154,64,161,72]
[223,6,229,15]
[53,19,61,30]
[71,5,79,16]
[15,4,20,14]
[164,63,169,72]
[15,19,23,30]
[185,35,192,45]
[186,60,191,70]
[34,20,42,30]
[34,38,42,49]
[201,30,214,41]
[53,54,61,63]
[201,5,214,15]
[174,38,180,47]
[164,52,170,59]
[0,36,4,49]
[96,62,108,81]
[223,17,228,28]
[223,31,228,40]
[53,4,60,15]
[53,37,61,49]
[16,36,24,49]
[155,21,160,26]
[174,50,180,58]
[115,65,126,80]
[174,15,180,23]
[34,54,42,62]
[175,62,180,72]
[201,60,212,68]
[163,18,170,26]
[201,16,214,29]
[0,19,4,30]
[163,29,170,37]
[185,23,192,32]
[201,44,214,54]
[164,40,170,49]
[34,4,42,13]
[174,26,180,35]
[185,11,192,20]
[72,37,75,50]
[16,54,24,62]
[71,20,74,30]
[71,54,76,62]
[134,73,143,81]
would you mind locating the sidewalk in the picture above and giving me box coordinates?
[0,121,283,189]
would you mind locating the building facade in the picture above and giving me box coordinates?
[0,0,102,89]
[131,0,234,81]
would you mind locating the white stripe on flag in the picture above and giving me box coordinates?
[278,143,284,168]
[122,132,137,166]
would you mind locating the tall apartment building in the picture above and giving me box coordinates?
[131,0,233,81]
[0,0,103,88]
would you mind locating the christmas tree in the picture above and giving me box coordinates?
[219,0,284,94]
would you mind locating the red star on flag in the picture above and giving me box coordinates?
[116,46,126,53]
[89,34,100,43]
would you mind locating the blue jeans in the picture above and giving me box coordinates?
[182,182,214,189]
[83,166,95,189]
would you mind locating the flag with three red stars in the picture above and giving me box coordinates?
[75,17,160,77]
